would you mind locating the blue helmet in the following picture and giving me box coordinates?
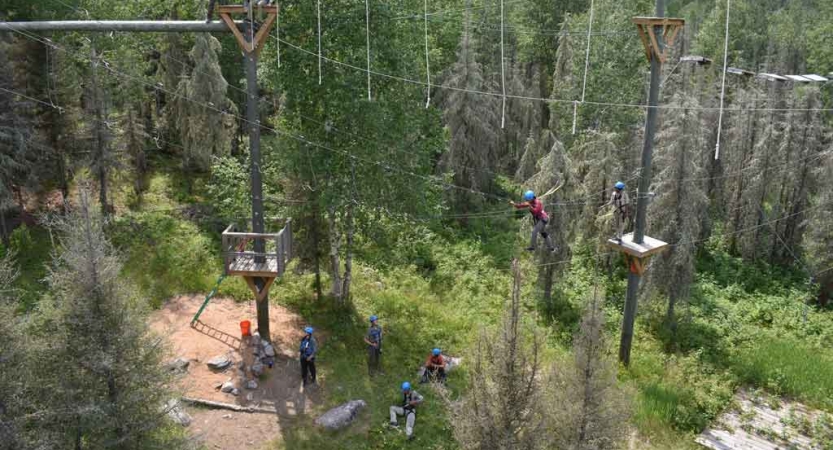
[432,348,441,356]
[614,181,625,190]
[304,326,314,334]
[401,381,411,391]
[370,315,378,322]
[523,190,535,201]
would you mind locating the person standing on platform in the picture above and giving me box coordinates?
[608,181,630,243]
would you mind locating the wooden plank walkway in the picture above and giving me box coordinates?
[696,390,829,449]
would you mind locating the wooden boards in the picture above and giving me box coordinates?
[697,390,828,450]
[606,233,669,259]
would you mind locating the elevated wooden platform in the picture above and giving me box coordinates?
[606,233,668,259]
[222,220,293,278]
[222,220,293,302]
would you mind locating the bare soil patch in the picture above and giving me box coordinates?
[150,295,323,449]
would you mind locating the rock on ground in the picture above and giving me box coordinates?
[221,381,235,393]
[165,399,192,427]
[246,380,258,390]
[207,354,232,371]
[314,400,367,431]
[251,362,264,377]
[165,357,190,373]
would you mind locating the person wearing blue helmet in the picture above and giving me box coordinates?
[420,348,447,384]
[389,381,423,441]
[607,181,631,243]
[299,326,318,386]
[510,190,556,253]
[364,315,383,376]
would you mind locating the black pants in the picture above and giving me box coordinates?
[367,346,382,375]
[421,366,446,383]
[300,357,316,384]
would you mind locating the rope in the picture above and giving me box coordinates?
[573,0,594,135]
[317,0,322,85]
[276,6,281,68]
[714,0,731,160]
[499,0,506,129]
[424,0,431,108]
[365,0,371,100]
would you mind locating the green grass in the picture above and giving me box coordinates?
[4,224,53,310]
[733,337,833,410]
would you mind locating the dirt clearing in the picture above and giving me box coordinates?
[150,295,323,449]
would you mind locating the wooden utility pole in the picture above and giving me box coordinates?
[607,0,683,366]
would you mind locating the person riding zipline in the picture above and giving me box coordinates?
[607,181,630,243]
[510,190,556,253]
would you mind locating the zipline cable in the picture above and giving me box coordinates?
[714,0,731,160]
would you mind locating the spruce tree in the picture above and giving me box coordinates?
[83,44,117,216]
[0,36,34,245]
[439,10,500,218]
[648,88,708,335]
[547,291,631,449]
[447,259,545,450]
[174,34,236,174]
[32,190,187,449]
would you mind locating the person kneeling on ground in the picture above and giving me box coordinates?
[420,348,446,384]
[389,382,423,441]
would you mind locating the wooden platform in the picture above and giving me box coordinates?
[606,233,668,259]
[696,390,827,450]
[227,253,280,277]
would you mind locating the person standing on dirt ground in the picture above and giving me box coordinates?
[389,382,423,441]
[364,315,383,376]
[299,326,317,386]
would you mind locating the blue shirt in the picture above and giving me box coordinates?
[300,336,317,358]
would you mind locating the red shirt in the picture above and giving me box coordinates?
[514,198,549,221]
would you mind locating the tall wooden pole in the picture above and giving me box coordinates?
[619,0,665,366]
[246,48,270,341]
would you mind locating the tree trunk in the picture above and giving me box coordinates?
[328,206,342,301]
[0,208,8,247]
[310,195,323,301]
[341,162,357,301]
[89,45,109,216]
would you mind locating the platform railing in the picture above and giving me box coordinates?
[221,219,293,276]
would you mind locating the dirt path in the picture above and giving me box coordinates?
[150,295,323,449]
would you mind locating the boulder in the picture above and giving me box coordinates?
[220,381,235,393]
[165,400,192,427]
[231,388,240,397]
[246,380,258,390]
[314,400,367,431]
[251,362,264,377]
[207,354,232,371]
[263,343,276,357]
[164,357,190,373]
